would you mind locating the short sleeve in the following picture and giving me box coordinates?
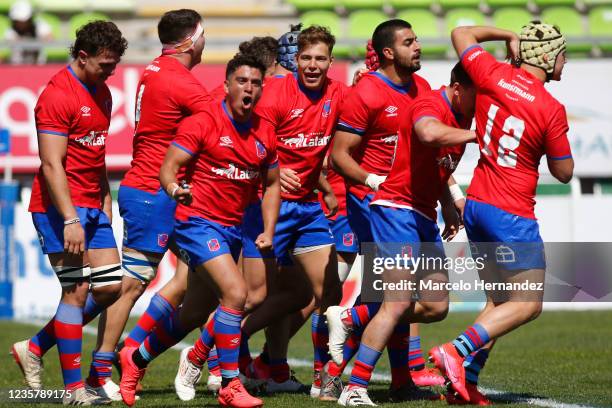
[460,45,500,90]
[411,97,445,125]
[174,76,213,115]
[172,114,212,156]
[337,81,376,136]
[34,86,74,136]
[545,104,572,160]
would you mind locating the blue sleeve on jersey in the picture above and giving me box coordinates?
[337,121,366,136]
[460,44,483,61]
[37,129,68,137]
[171,141,195,156]
[547,154,572,160]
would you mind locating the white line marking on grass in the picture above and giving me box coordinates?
[16,319,598,408]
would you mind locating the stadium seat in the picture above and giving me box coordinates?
[34,0,86,13]
[397,9,447,55]
[439,0,481,10]
[533,0,576,8]
[69,12,110,38]
[286,0,336,12]
[0,0,14,14]
[347,9,387,55]
[38,12,69,61]
[341,0,384,10]
[300,10,349,56]
[541,7,591,54]
[584,0,612,5]
[445,8,486,34]
[492,7,532,32]
[389,0,433,9]
[486,0,529,9]
[84,0,135,14]
[589,6,612,52]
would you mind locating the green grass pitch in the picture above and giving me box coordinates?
[1,311,611,407]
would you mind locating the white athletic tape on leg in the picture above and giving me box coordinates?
[53,264,91,287]
[121,251,160,282]
[337,262,351,283]
[90,263,123,288]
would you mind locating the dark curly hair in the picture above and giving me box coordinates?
[238,36,278,70]
[70,20,127,59]
[157,9,201,44]
[225,53,266,80]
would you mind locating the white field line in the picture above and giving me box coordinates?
[16,319,599,408]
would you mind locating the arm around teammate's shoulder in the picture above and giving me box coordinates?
[414,117,476,147]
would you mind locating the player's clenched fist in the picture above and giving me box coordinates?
[255,232,274,251]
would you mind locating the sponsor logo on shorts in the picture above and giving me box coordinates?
[343,233,354,247]
[157,233,169,248]
[208,238,221,252]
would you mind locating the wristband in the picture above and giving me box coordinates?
[449,184,464,202]
[64,217,80,225]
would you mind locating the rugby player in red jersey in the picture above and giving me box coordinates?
[338,62,477,406]
[429,22,573,405]
[326,19,445,401]
[111,12,210,389]
[11,21,127,405]
[119,54,279,408]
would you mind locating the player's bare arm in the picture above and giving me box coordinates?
[440,181,462,241]
[279,167,300,193]
[447,175,466,221]
[330,130,370,186]
[257,166,281,250]
[547,157,574,184]
[414,117,476,147]
[159,145,193,204]
[101,166,112,222]
[318,172,338,218]
[451,26,520,62]
[38,132,84,255]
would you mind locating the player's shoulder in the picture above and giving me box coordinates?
[180,103,218,130]
[411,73,432,91]
[36,68,75,106]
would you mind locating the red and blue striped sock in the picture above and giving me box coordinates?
[208,347,221,376]
[55,302,84,390]
[464,349,489,384]
[188,318,214,367]
[269,358,290,383]
[138,309,186,363]
[86,351,114,387]
[408,335,426,370]
[387,324,411,389]
[453,324,491,358]
[238,331,252,373]
[29,293,102,358]
[348,344,382,388]
[213,306,243,382]
[344,303,380,329]
[311,313,330,376]
[125,293,175,348]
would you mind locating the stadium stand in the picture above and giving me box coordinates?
[541,7,592,53]
[0,13,9,59]
[589,6,612,51]
[38,11,67,60]
[492,7,532,32]
[341,0,385,11]
[69,11,109,37]
[347,9,387,55]
[396,9,447,56]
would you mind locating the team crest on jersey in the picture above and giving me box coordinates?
[208,238,221,252]
[220,136,234,148]
[322,99,332,117]
[343,233,354,247]
[385,105,398,117]
[80,106,91,117]
[255,140,266,159]
[437,154,460,171]
[157,233,169,248]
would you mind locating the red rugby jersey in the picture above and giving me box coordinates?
[372,87,469,220]
[30,66,112,213]
[172,100,278,226]
[337,71,431,200]
[460,45,571,219]
[121,56,211,192]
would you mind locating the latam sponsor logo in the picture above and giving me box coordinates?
[208,238,221,252]
[290,108,304,119]
[381,134,398,144]
[385,105,398,117]
[497,78,536,102]
[75,130,107,147]
[220,135,233,147]
[212,163,259,180]
[468,49,484,62]
[283,133,331,148]
[80,106,91,116]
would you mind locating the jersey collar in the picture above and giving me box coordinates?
[67,65,97,95]
[370,71,411,95]
[222,100,252,133]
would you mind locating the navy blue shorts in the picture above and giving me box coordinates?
[241,201,274,259]
[330,215,358,254]
[347,192,374,248]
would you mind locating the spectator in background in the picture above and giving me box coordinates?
[5,0,53,64]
